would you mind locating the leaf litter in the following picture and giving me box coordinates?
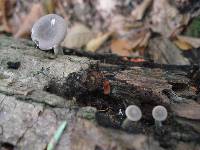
[0,0,200,61]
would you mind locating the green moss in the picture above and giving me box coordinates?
[184,17,200,37]
[77,107,97,121]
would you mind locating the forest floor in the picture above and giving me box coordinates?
[0,0,200,150]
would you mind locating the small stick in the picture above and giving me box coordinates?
[47,121,67,150]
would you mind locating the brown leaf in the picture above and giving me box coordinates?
[171,100,200,120]
[173,39,192,50]
[86,32,112,52]
[62,23,94,49]
[131,0,153,21]
[14,3,45,38]
[132,30,151,49]
[111,30,151,56]
[42,0,56,13]
[111,39,132,56]
[173,35,200,50]
[0,0,11,32]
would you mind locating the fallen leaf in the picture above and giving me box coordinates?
[173,39,193,50]
[86,32,112,52]
[111,39,132,56]
[136,31,151,49]
[109,15,128,36]
[111,30,151,56]
[149,0,188,37]
[14,3,44,38]
[131,0,153,21]
[173,35,200,50]
[128,29,151,51]
[62,23,94,49]
[56,0,69,19]
[124,21,144,30]
[96,0,117,18]
[148,37,190,65]
[0,0,11,32]
[170,14,191,37]
[42,0,56,13]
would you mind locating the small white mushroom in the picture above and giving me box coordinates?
[31,14,67,55]
[152,105,168,128]
[122,105,142,129]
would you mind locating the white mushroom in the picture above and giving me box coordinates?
[122,105,142,129]
[152,105,168,128]
[125,105,142,121]
[31,14,67,55]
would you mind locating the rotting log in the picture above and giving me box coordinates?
[0,36,200,150]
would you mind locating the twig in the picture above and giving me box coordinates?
[47,121,67,150]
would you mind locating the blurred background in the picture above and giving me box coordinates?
[1,0,200,64]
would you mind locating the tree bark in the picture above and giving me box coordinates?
[0,36,200,150]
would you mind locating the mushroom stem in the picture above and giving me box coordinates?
[122,118,139,129]
[122,118,132,129]
[54,45,64,55]
[155,120,162,129]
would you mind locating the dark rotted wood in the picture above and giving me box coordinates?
[47,49,200,149]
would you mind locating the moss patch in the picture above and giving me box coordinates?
[184,17,200,37]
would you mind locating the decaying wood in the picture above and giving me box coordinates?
[0,36,200,150]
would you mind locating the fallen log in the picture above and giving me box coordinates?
[0,36,199,150]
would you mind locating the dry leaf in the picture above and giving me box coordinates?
[131,0,153,21]
[57,0,69,19]
[173,40,192,50]
[96,0,117,18]
[111,39,132,56]
[42,0,56,13]
[139,32,151,47]
[86,32,112,52]
[0,0,11,32]
[124,21,144,30]
[150,0,186,37]
[130,29,151,51]
[173,39,192,50]
[109,15,128,36]
[173,35,200,50]
[14,3,44,38]
[62,23,94,49]
[111,30,151,56]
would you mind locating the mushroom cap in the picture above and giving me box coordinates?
[152,105,168,121]
[31,14,67,50]
[125,105,142,121]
